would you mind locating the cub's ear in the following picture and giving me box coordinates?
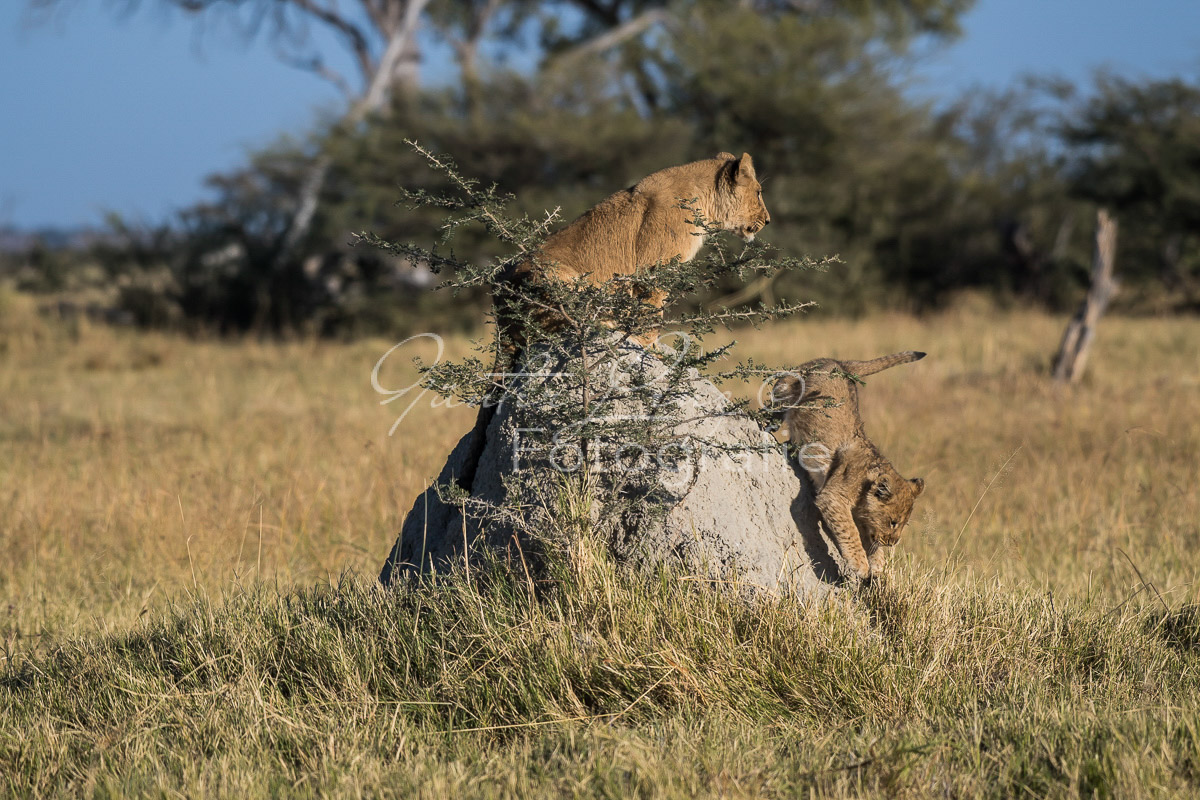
[716,151,736,161]
[872,474,893,500]
[910,477,925,497]
[736,152,756,182]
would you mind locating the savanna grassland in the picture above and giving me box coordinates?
[2,288,1200,798]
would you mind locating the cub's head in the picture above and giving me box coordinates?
[853,469,925,548]
[716,151,771,241]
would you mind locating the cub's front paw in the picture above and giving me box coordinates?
[848,559,872,584]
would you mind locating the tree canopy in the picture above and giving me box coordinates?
[15,0,1200,331]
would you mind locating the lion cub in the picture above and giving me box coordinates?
[494,151,771,368]
[459,153,771,494]
[772,352,926,582]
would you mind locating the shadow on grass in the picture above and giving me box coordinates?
[1150,603,1200,655]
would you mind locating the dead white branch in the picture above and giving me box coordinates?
[545,8,672,68]
[1052,209,1119,383]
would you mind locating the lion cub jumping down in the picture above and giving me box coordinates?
[772,352,926,582]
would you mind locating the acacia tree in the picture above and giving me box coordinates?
[29,0,971,232]
[31,0,444,270]
[30,0,979,331]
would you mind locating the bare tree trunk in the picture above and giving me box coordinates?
[1052,209,1119,383]
[278,154,333,259]
[545,8,672,68]
[274,0,431,271]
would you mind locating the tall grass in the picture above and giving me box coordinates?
[2,296,1199,796]
[3,555,1200,796]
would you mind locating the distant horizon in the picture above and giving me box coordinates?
[2,0,1199,230]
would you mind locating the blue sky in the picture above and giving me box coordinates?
[2,0,1199,229]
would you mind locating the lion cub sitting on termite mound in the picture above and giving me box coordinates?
[772,352,926,582]
[494,151,771,367]
[459,153,771,494]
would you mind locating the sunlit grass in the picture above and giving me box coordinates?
[2,295,1198,797]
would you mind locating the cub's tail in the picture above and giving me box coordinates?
[839,350,926,378]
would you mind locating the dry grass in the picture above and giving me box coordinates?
[2,294,1199,797]
[716,297,1200,604]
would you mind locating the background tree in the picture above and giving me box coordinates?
[28,0,439,259]
[28,1,1200,332]
[1061,74,1200,310]
[333,0,979,318]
